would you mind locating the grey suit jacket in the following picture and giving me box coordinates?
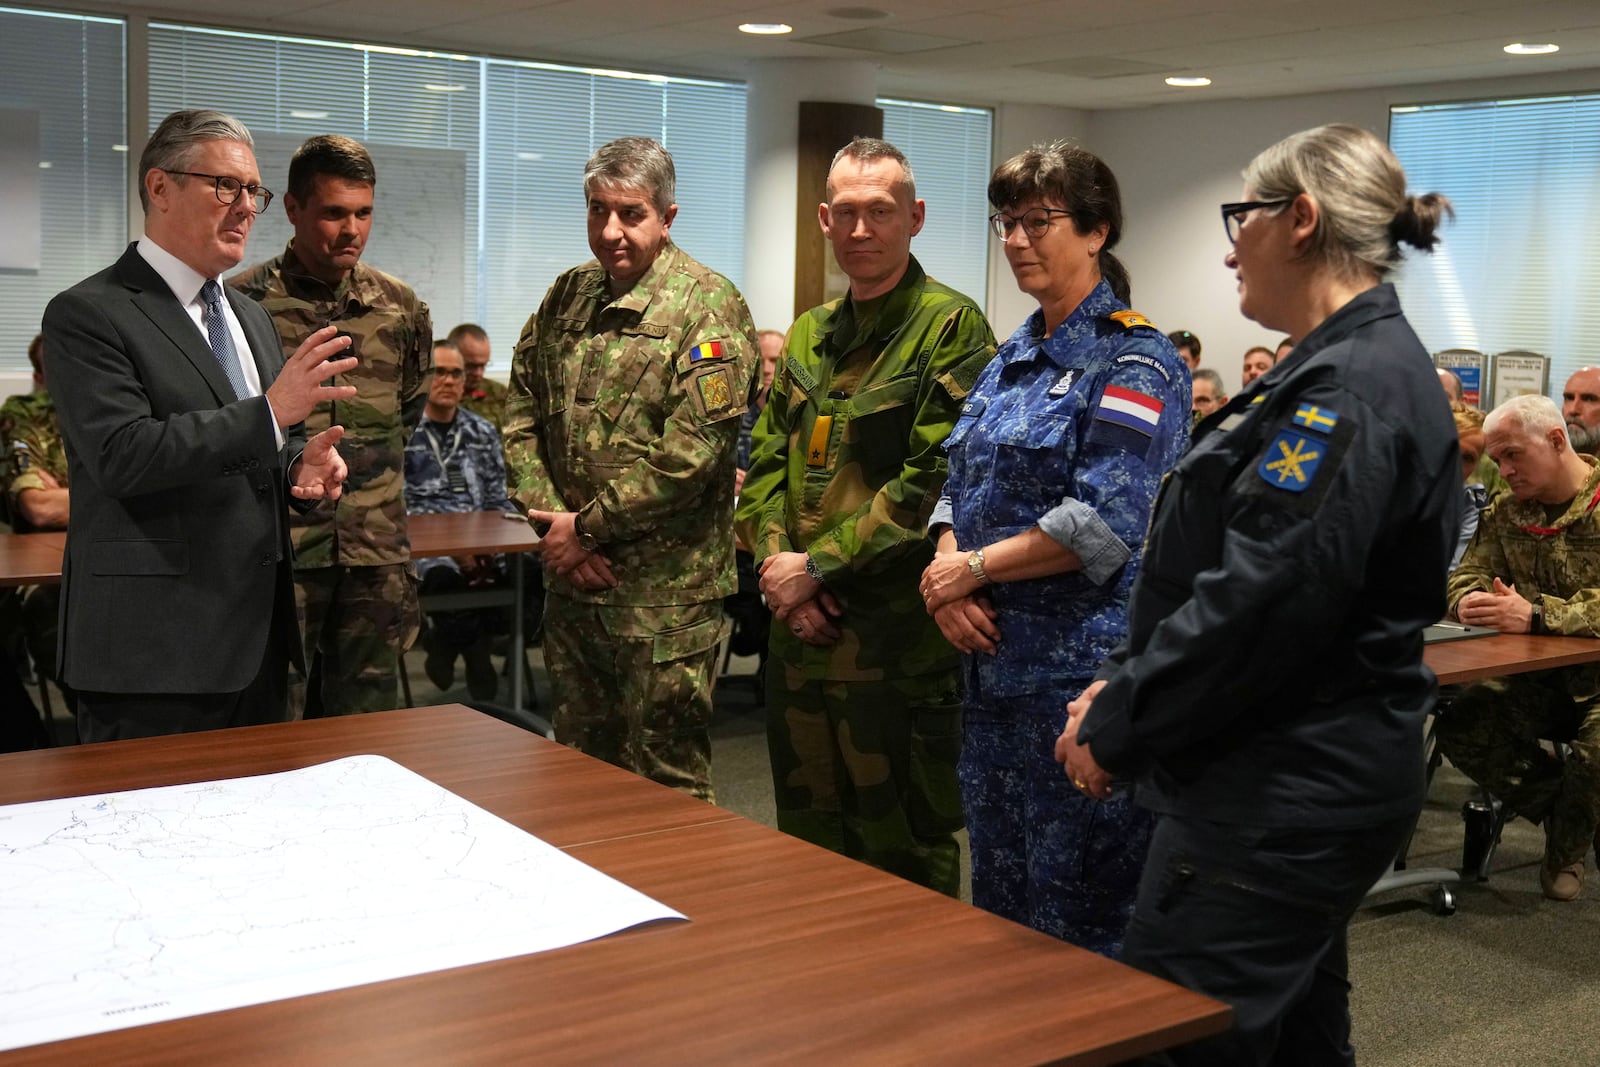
[41,243,307,694]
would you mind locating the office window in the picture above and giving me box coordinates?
[480,62,746,355]
[880,99,992,313]
[0,7,126,374]
[147,25,746,365]
[1390,95,1600,393]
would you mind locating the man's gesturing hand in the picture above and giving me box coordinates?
[267,325,358,429]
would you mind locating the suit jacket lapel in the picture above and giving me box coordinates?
[226,286,285,389]
[112,244,245,407]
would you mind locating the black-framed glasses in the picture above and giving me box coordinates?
[989,207,1073,241]
[1221,199,1291,244]
[168,170,274,214]
[433,367,466,380]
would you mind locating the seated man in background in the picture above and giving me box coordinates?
[1190,368,1227,423]
[1440,394,1600,901]
[1,335,73,712]
[1240,345,1274,388]
[1560,366,1600,457]
[1167,329,1200,371]
[449,323,508,430]
[404,340,519,700]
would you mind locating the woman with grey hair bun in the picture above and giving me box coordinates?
[1056,123,1461,1063]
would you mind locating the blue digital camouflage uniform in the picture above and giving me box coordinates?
[404,407,519,652]
[735,256,997,896]
[931,280,1188,955]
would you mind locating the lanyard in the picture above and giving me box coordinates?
[423,421,465,471]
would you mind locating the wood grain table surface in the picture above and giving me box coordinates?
[0,705,1229,1066]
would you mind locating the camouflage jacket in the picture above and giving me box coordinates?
[504,241,756,607]
[230,242,432,568]
[734,257,997,681]
[460,377,509,429]
[1,389,69,528]
[1448,455,1600,640]
[932,282,1190,697]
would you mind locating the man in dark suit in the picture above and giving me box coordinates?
[41,109,358,743]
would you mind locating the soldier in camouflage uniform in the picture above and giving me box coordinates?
[504,137,755,802]
[231,134,431,717]
[1,334,74,705]
[1441,394,1600,901]
[447,323,509,430]
[734,139,996,896]
[919,143,1189,953]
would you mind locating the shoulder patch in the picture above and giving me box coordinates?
[691,365,738,420]
[689,340,732,362]
[1090,383,1165,458]
[1113,351,1173,383]
[1257,429,1323,492]
[1109,309,1157,331]
[1292,403,1338,434]
[785,356,819,396]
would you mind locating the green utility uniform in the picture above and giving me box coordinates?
[735,257,996,895]
[505,241,756,801]
[1442,455,1600,870]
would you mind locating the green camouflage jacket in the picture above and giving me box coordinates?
[1448,455,1600,695]
[461,377,509,430]
[1,390,69,527]
[230,242,432,568]
[734,257,997,681]
[504,241,756,607]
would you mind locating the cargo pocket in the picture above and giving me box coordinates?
[907,694,965,837]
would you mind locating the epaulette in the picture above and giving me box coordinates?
[1108,309,1157,331]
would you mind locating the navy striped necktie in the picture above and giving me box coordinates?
[200,279,249,401]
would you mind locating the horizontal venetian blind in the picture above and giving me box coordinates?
[1390,95,1600,399]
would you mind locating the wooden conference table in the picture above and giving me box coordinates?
[0,512,544,724]
[0,705,1229,1066]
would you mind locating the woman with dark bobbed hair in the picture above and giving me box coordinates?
[1058,123,1459,1062]
[919,141,1188,955]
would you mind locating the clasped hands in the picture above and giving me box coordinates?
[1456,577,1533,632]
[1054,679,1113,800]
[918,546,1000,655]
[526,509,618,591]
[758,551,841,647]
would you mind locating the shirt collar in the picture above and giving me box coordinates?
[280,240,374,312]
[818,255,928,353]
[600,241,680,316]
[1007,278,1120,369]
[136,235,211,308]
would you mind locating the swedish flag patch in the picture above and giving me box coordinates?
[1292,404,1339,433]
[1258,429,1323,492]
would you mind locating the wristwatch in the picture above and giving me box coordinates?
[804,554,825,583]
[1530,602,1546,635]
[967,547,994,586]
[573,512,600,553]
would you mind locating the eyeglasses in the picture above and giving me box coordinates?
[989,207,1073,241]
[1221,199,1291,244]
[168,170,275,214]
[433,367,466,380]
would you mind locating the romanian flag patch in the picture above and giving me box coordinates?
[689,340,727,362]
[1093,384,1164,456]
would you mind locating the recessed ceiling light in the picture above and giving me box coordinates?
[1503,42,1559,55]
[739,23,793,35]
[111,144,128,152]
[516,151,544,161]
[423,83,467,92]
[1165,76,1212,87]
[38,161,52,169]
[289,110,330,119]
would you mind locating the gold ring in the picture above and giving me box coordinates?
[1074,779,1087,789]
